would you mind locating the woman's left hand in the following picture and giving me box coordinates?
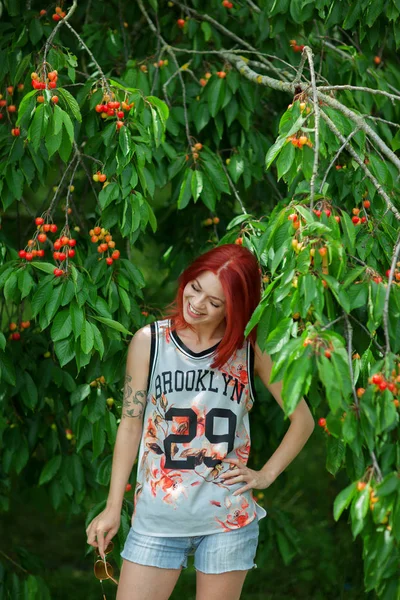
[220,457,274,496]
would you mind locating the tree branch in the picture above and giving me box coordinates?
[303,47,320,209]
[320,110,400,220]
[382,229,400,354]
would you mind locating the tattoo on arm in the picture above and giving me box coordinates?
[122,375,146,419]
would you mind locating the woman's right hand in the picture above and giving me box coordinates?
[86,506,121,560]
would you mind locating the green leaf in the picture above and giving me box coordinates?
[326,436,345,475]
[276,142,295,180]
[31,280,53,317]
[147,96,169,124]
[201,21,212,41]
[57,88,82,122]
[99,182,120,210]
[341,211,356,253]
[91,316,132,336]
[81,320,94,354]
[191,170,203,202]
[13,53,32,85]
[54,336,75,367]
[29,19,43,45]
[53,104,63,135]
[282,349,313,415]
[70,301,84,339]
[18,268,34,299]
[71,384,91,406]
[62,110,75,144]
[207,77,225,118]
[39,455,62,486]
[264,317,293,354]
[16,90,36,126]
[51,310,72,341]
[119,126,130,156]
[265,136,287,169]
[28,104,45,151]
[177,170,193,209]
[333,482,357,521]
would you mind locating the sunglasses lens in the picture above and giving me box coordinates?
[94,560,114,580]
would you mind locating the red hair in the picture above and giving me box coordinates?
[164,244,261,369]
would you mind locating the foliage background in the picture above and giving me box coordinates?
[0,0,399,598]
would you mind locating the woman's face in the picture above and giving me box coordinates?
[183,271,226,326]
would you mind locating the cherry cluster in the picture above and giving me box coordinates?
[94,96,134,131]
[89,226,120,265]
[0,86,20,131]
[290,39,305,52]
[31,70,58,91]
[18,217,59,262]
[52,6,66,21]
[287,134,313,148]
[185,142,203,162]
[53,234,77,276]
[8,320,31,342]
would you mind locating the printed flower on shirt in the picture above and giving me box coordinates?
[214,496,251,531]
[149,454,189,505]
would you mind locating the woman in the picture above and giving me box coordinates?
[86,244,315,600]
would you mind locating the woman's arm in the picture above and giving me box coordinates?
[254,341,315,486]
[86,325,151,557]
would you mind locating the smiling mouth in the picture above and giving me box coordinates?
[188,301,205,316]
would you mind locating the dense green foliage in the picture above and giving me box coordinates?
[0,0,399,598]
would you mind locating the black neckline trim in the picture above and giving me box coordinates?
[169,319,221,358]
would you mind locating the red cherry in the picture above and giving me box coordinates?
[12,332,21,341]
[117,110,124,118]
[363,200,370,209]
[318,418,326,427]
[379,381,387,391]
[53,252,60,260]
[324,209,331,217]
[49,81,57,89]
[352,216,361,224]
[68,239,76,247]
[177,18,185,28]
[54,241,62,250]
[58,252,66,261]
[38,233,47,243]
[37,249,45,257]
[25,252,33,261]
[372,374,383,385]
[18,250,27,258]
[111,250,120,260]
[50,224,58,233]
[68,249,75,258]
[125,483,132,492]
[35,217,44,226]
[106,257,113,265]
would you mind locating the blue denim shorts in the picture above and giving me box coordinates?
[120,517,259,574]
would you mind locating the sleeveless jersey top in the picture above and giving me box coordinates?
[131,317,267,536]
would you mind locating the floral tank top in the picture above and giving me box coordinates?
[130,318,267,536]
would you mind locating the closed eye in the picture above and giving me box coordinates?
[191,284,220,309]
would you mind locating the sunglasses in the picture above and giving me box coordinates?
[94,540,119,599]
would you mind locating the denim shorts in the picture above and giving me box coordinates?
[120,517,259,574]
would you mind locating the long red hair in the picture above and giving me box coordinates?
[164,244,261,369]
